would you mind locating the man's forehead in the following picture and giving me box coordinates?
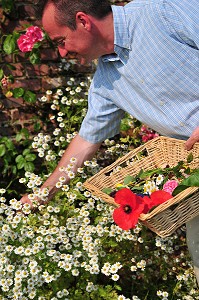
[42,2,56,29]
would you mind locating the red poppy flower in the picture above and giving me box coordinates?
[142,190,173,213]
[113,188,146,230]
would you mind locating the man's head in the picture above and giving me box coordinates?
[38,0,113,64]
[36,0,112,30]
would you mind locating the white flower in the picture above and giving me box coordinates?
[59,176,66,182]
[111,274,119,281]
[40,96,48,102]
[46,90,52,95]
[72,269,79,276]
[157,290,162,296]
[156,174,164,185]
[56,182,63,188]
[162,291,169,297]
[131,266,137,272]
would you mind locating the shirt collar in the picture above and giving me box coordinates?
[112,5,131,50]
[101,5,131,63]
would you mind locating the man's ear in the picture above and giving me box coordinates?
[76,12,91,31]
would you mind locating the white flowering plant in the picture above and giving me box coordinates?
[0,79,199,300]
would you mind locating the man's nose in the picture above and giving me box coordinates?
[58,47,68,58]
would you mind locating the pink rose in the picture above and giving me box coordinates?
[17,26,44,53]
[26,26,44,43]
[163,180,179,195]
[17,34,34,52]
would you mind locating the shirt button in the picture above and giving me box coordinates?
[179,122,185,127]
[159,100,164,106]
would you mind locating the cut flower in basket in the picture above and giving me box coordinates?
[113,188,173,230]
[103,153,199,230]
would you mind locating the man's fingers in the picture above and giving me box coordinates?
[184,138,195,151]
[184,127,199,151]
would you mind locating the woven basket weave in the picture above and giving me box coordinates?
[84,136,199,238]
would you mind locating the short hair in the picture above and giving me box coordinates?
[35,0,112,30]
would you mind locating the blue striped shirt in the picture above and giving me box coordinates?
[79,0,199,143]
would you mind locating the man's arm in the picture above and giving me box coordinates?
[20,134,101,206]
[185,126,199,150]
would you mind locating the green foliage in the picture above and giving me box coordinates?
[23,90,37,103]
[12,87,24,98]
[0,136,17,175]
[3,32,19,55]
[0,13,44,103]
[15,149,36,172]
[1,0,15,14]
[0,129,36,178]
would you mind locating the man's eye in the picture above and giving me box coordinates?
[53,39,65,47]
[57,40,64,46]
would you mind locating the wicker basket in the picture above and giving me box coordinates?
[84,136,199,238]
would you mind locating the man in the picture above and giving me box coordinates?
[21,0,199,284]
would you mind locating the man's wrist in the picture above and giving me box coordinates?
[41,185,58,201]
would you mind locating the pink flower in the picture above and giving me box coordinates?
[163,180,179,195]
[17,26,44,52]
[17,34,34,52]
[26,26,44,43]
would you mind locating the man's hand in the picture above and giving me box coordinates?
[20,194,34,208]
[185,126,199,150]
[19,134,101,209]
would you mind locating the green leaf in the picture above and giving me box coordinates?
[3,35,16,54]
[102,188,113,195]
[123,175,135,185]
[33,42,41,49]
[2,0,15,12]
[24,162,35,172]
[139,168,161,178]
[172,185,189,196]
[13,87,24,98]
[16,128,30,142]
[0,144,6,157]
[29,51,41,64]
[1,137,14,150]
[17,159,25,170]
[34,122,41,131]
[172,172,199,196]
[0,69,4,80]
[15,154,24,163]
[120,137,130,143]
[23,148,30,156]
[180,172,199,187]
[130,185,144,191]
[23,90,37,103]
[12,165,17,175]
[187,152,194,163]
[25,153,36,162]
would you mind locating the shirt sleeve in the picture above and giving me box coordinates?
[163,0,199,49]
[79,75,125,144]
